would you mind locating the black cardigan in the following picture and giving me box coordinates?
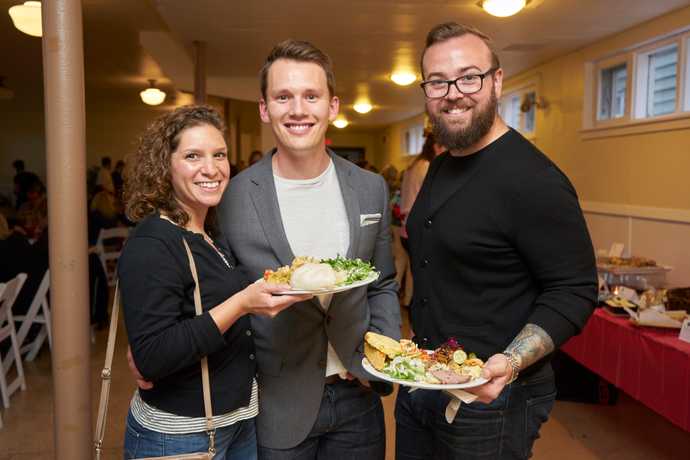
[407,128,597,362]
[118,215,255,417]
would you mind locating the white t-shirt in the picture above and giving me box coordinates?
[274,159,350,377]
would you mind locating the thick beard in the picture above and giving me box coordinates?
[428,86,498,152]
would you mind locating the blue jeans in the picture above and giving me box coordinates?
[124,410,257,460]
[258,379,385,460]
[395,363,556,460]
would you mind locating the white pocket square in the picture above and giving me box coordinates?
[360,213,382,227]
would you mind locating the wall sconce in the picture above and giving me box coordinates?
[8,1,42,37]
[520,93,548,112]
[140,79,166,106]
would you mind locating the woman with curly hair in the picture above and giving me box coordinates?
[118,105,310,459]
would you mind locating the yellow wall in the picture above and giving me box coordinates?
[504,6,690,210]
[377,113,426,172]
[0,92,261,199]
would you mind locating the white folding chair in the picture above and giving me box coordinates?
[9,270,52,364]
[94,227,130,286]
[0,273,28,424]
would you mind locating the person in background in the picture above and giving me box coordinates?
[119,105,309,459]
[12,159,40,211]
[248,150,264,167]
[96,156,115,194]
[16,178,47,241]
[397,133,444,308]
[399,132,444,250]
[395,22,597,460]
[381,164,409,308]
[112,160,125,198]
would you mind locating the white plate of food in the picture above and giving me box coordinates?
[362,357,488,390]
[263,256,380,295]
[361,332,489,390]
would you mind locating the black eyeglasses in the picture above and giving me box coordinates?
[420,67,498,99]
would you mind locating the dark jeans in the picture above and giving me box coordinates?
[259,379,385,460]
[124,410,257,459]
[395,364,556,460]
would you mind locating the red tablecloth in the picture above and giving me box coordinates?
[561,308,690,432]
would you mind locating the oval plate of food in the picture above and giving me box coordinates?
[274,270,380,295]
[362,356,488,390]
[361,332,489,390]
[263,256,380,295]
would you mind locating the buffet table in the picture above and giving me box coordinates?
[561,308,690,432]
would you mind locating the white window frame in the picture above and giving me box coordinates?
[402,122,425,156]
[684,36,690,112]
[499,77,539,140]
[633,40,681,120]
[597,61,628,121]
[582,27,690,138]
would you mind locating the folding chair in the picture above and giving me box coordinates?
[10,270,52,364]
[94,227,129,286]
[0,273,28,427]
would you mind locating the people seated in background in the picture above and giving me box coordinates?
[16,178,48,241]
[12,159,41,211]
[0,212,49,319]
[248,150,264,167]
[96,156,114,194]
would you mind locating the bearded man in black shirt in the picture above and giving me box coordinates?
[394,23,597,460]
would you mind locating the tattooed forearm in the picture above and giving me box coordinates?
[503,323,555,371]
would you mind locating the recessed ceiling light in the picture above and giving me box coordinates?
[333,117,349,129]
[390,71,417,86]
[481,0,527,18]
[353,101,373,114]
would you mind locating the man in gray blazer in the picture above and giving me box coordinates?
[217,40,401,459]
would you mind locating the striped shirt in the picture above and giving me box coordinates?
[130,379,259,434]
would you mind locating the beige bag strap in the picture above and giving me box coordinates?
[94,238,216,459]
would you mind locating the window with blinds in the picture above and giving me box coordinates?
[634,44,679,119]
[598,64,627,120]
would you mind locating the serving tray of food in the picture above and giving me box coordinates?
[361,332,488,390]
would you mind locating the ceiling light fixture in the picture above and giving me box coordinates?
[0,77,14,100]
[481,0,527,18]
[333,117,349,129]
[390,71,416,86]
[140,79,166,106]
[8,1,42,37]
[353,101,373,114]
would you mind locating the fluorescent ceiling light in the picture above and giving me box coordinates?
[8,1,42,37]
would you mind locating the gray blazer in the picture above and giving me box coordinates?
[217,150,401,449]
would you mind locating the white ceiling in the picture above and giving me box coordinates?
[1,0,689,128]
[149,0,690,127]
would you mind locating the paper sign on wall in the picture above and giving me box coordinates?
[608,242,625,258]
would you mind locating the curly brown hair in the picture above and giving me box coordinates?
[124,105,226,230]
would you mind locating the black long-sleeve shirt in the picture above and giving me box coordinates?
[407,128,597,362]
[118,214,255,417]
